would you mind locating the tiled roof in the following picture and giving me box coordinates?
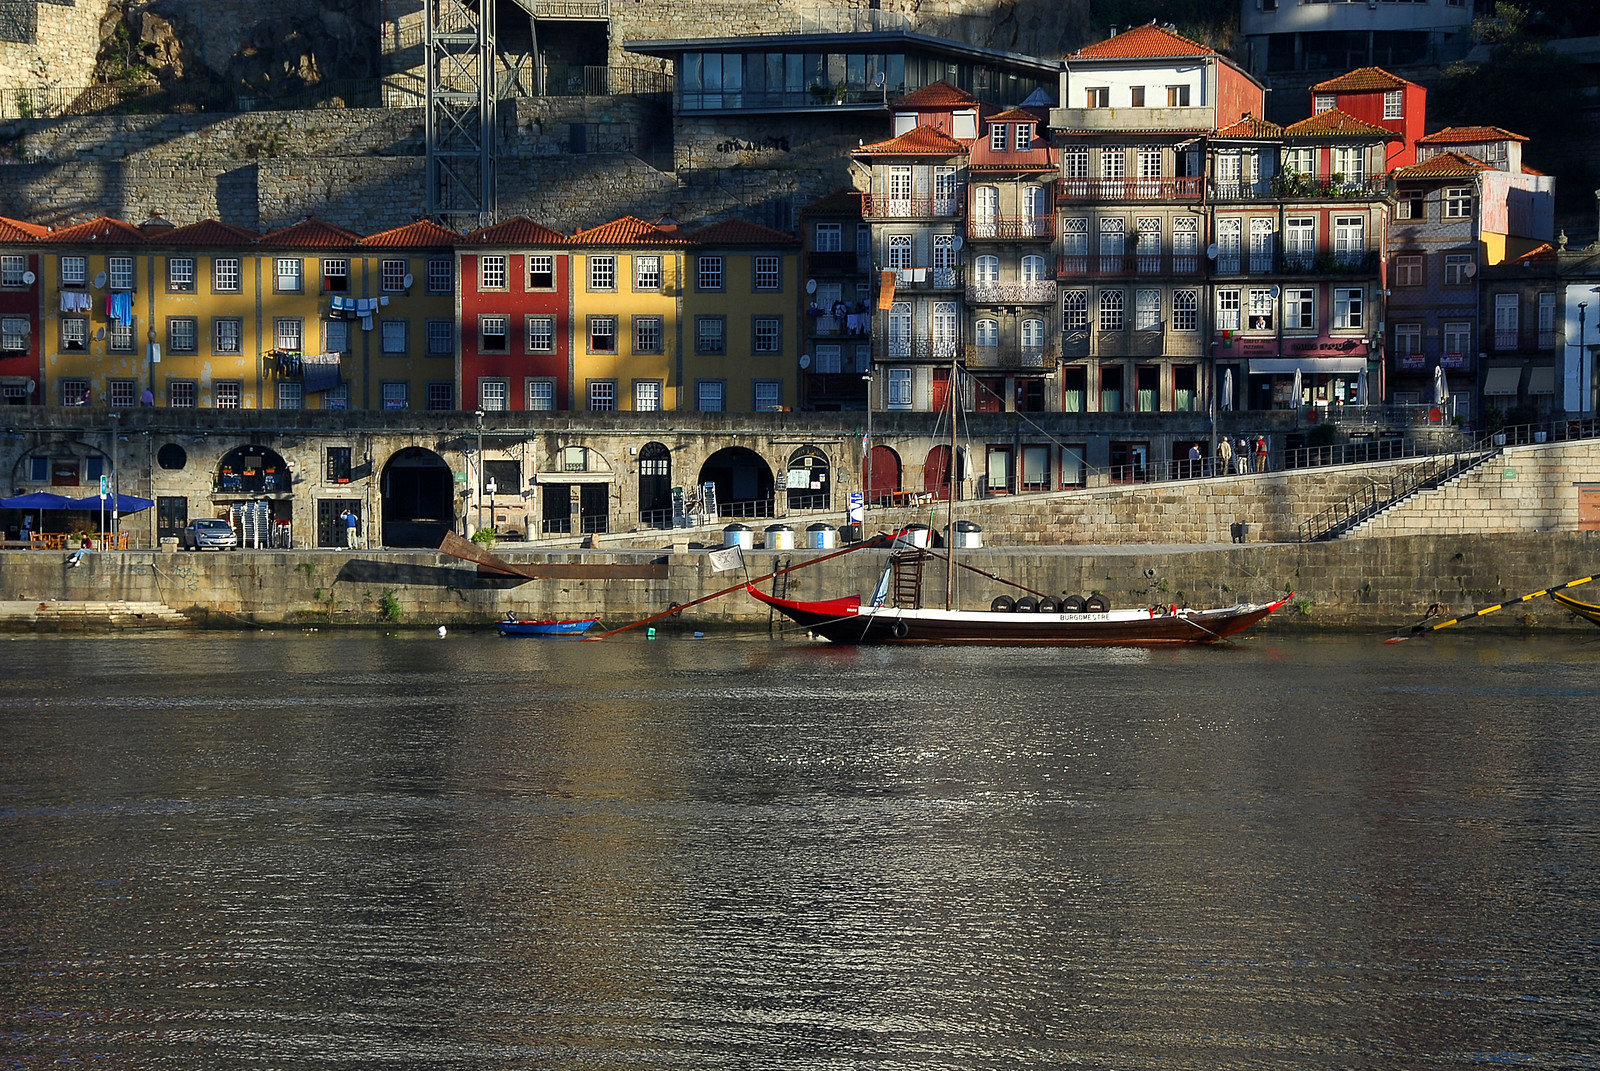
[1512,242,1556,265]
[1393,151,1493,178]
[160,219,258,247]
[1417,125,1529,145]
[459,217,565,246]
[1283,107,1400,140]
[568,216,682,246]
[893,81,980,109]
[855,125,968,156]
[1311,67,1409,92]
[800,189,865,217]
[365,219,460,248]
[1214,114,1283,139]
[0,216,48,242]
[50,217,147,244]
[258,217,363,249]
[1521,164,1547,176]
[988,107,1041,123]
[1054,127,1210,137]
[1068,23,1217,60]
[687,218,797,245]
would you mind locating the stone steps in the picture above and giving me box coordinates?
[22,601,192,630]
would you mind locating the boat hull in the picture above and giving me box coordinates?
[747,586,1291,646]
[1551,590,1600,627]
[496,618,598,636]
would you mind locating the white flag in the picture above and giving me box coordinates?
[708,546,744,572]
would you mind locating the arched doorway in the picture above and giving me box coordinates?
[638,441,672,528]
[923,445,967,501]
[216,445,292,547]
[697,447,775,518]
[785,446,830,511]
[865,444,900,506]
[380,447,454,548]
[217,445,289,495]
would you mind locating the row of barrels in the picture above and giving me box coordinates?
[990,594,1110,614]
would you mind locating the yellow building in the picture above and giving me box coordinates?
[567,216,685,412]
[680,218,800,412]
[354,220,460,412]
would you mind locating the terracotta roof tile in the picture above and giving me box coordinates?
[459,216,565,246]
[800,189,865,216]
[1069,23,1216,60]
[1283,107,1401,140]
[0,216,48,242]
[1214,114,1283,139]
[1512,242,1556,264]
[855,125,968,156]
[159,219,259,247]
[364,219,460,248]
[1521,164,1547,177]
[50,217,147,245]
[1393,151,1494,178]
[893,81,980,109]
[1311,67,1410,92]
[258,217,363,249]
[686,218,797,245]
[1417,125,1529,144]
[568,216,683,246]
[988,107,1042,123]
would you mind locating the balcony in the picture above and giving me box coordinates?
[1484,326,1559,354]
[874,337,962,363]
[1057,253,1202,278]
[522,0,610,18]
[967,215,1055,241]
[862,195,963,219]
[802,373,869,408]
[965,280,1057,305]
[888,266,964,291]
[1049,105,1216,133]
[806,252,871,276]
[1274,250,1382,276]
[1267,174,1387,200]
[1057,177,1202,201]
[966,344,1057,369]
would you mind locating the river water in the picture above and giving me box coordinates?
[2,628,1598,1070]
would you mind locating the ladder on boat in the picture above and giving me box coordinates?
[891,551,926,609]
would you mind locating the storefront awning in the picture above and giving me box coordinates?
[1483,367,1522,395]
[1248,358,1366,374]
[1529,367,1556,394]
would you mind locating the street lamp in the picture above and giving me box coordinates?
[474,409,485,535]
[1580,304,1589,419]
[861,371,873,509]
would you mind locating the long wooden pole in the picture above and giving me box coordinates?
[1384,574,1597,643]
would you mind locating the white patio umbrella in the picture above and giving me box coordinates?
[1434,364,1448,406]
[1356,367,1369,407]
[1291,366,1303,408]
[1222,367,1233,411]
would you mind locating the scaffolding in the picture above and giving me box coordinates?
[425,0,498,230]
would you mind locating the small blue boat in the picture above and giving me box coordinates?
[496,613,599,637]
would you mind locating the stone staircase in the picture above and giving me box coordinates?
[13,601,192,631]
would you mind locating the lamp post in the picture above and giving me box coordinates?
[1580,303,1589,419]
[474,409,485,535]
[861,371,873,509]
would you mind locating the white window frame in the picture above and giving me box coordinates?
[528,254,555,289]
[479,255,507,290]
[109,256,136,291]
[211,257,239,293]
[527,315,555,353]
[1216,289,1241,332]
[589,255,616,291]
[480,314,509,353]
[167,257,195,292]
[1333,288,1364,331]
[382,382,409,411]
[634,380,662,412]
[634,255,660,290]
[697,255,724,291]
[381,259,408,292]
[527,380,556,411]
[61,256,87,287]
[426,258,453,294]
[753,255,780,291]
[275,258,302,293]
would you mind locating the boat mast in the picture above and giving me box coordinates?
[946,349,958,610]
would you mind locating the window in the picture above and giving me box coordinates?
[479,255,507,290]
[1063,147,1088,179]
[1314,93,1334,114]
[325,319,350,355]
[589,255,615,291]
[382,382,409,410]
[754,255,780,291]
[1248,289,1274,331]
[1395,254,1423,287]
[61,317,87,352]
[990,123,1007,151]
[634,255,660,290]
[1215,217,1241,273]
[1137,149,1162,184]
[277,382,303,410]
[61,378,89,405]
[321,258,348,293]
[1443,321,1471,356]
[168,317,198,353]
[527,254,554,289]
[325,385,349,410]
[1099,217,1125,271]
[1100,147,1125,179]
[1099,289,1125,331]
[427,382,454,410]
[167,380,195,408]
[1282,147,1315,176]
[1167,85,1190,107]
[1173,290,1198,331]
[1539,292,1557,348]
[380,320,407,356]
[162,257,194,292]
[480,315,508,353]
[1333,216,1364,265]
[326,447,353,482]
[1021,255,1047,283]
[427,319,454,357]
[696,316,726,354]
[1286,288,1314,330]
[207,317,238,354]
[589,315,616,353]
[1135,289,1160,331]
[1384,89,1403,120]
[698,255,724,291]
[528,316,556,353]
[633,316,662,353]
[1334,288,1363,330]
[815,223,841,252]
[589,380,616,411]
[754,317,781,353]
[275,258,302,292]
[1494,293,1519,348]
[215,381,242,409]
[975,318,999,346]
[527,380,555,411]
[1,316,27,352]
[1285,217,1315,269]
[1021,318,1045,350]
[1063,289,1089,330]
[1397,189,1423,220]
[1216,289,1241,332]
[1085,86,1109,108]
[886,367,912,410]
[1,255,26,286]
[109,318,133,352]
[1172,216,1198,267]
[975,255,999,284]
[381,259,408,292]
[275,317,302,352]
[1333,147,1365,184]
[1443,186,1473,219]
[1394,322,1422,357]
[107,379,135,408]
[101,255,132,291]
[480,379,509,411]
[1128,86,1145,108]
[427,258,453,294]
[61,256,87,287]
[1444,253,1474,285]
[696,380,725,412]
[1249,218,1274,273]
[635,380,662,412]
[1015,123,1032,151]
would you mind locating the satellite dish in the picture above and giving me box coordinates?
[1269,284,1281,298]
[93,272,106,289]
[21,270,34,285]
[805,279,817,294]
[1206,244,1219,260]
[951,236,964,250]
[25,378,35,393]
[95,327,106,341]
[875,73,886,87]
[1463,262,1477,278]
[799,353,812,369]
[403,273,414,289]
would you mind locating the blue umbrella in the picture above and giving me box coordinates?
[66,493,154,512]
[0,492,77,510]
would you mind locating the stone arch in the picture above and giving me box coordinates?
[380,446,453,548]
[866,444,901,505]
[638,441,673,528]
[922,444,969,501]
[784,445,831,512]
[697,446,775,519]
[216,445,290,495]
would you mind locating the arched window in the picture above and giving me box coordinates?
[1020,255,1046,283]
[975,318,999,347]
[785,446,830,511]
[1021,318,1045,349]
[975,255,1000,284]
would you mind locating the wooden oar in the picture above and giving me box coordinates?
[1384,574,1596,643]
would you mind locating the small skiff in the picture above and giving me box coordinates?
[496,615,599,637]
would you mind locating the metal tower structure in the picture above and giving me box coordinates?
[425,0,498,230]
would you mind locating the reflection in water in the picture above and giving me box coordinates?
[2,630,1597,1069]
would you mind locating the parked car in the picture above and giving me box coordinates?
[180,517,238,550]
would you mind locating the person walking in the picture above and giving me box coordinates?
[339,507,359,549]
[1237,437,1252,474]
[1254,434,1269,473]
[1187,443,1202,479]
[1217,437,1233,477]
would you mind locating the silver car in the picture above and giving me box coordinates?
[180,517,238,550]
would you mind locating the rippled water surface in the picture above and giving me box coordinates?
[2,628,1598,1070]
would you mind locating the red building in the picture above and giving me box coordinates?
[458,217,571,411]
[1308,67,1425,172]
[0,216,48,405]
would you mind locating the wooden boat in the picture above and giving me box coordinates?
[747,582,1293,647]
[1550,590,1600,627]
[496,614,599,637]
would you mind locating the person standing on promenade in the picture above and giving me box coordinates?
[1255,434,1269,473]
[1188,443,1202,478]
[339,508,360,549]
[1217,437,1233,476]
